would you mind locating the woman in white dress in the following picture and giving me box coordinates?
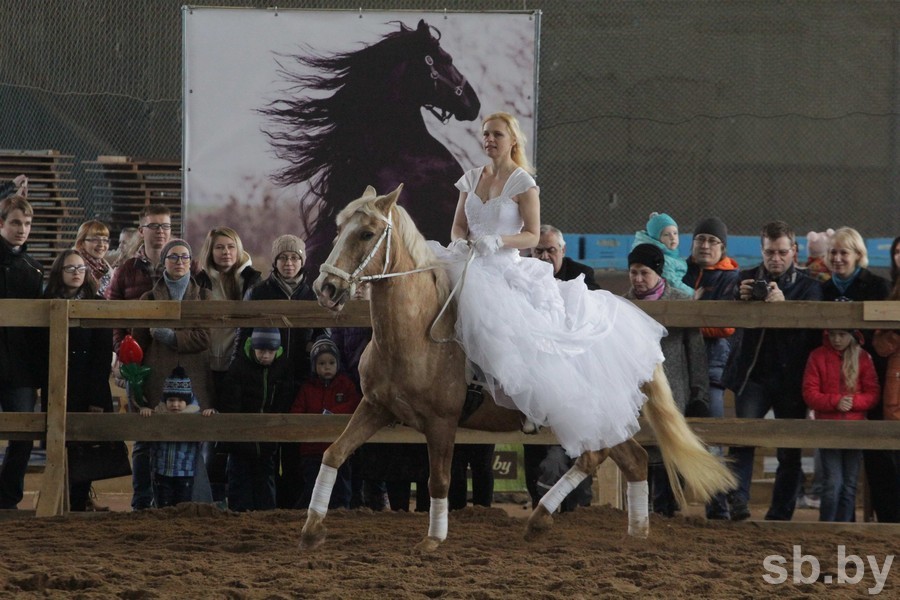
[433,112,668,458]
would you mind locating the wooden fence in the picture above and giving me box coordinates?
[0,299,898,517]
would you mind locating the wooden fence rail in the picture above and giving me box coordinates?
[0,298,897,517]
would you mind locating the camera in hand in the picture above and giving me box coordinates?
[750,279,770,301]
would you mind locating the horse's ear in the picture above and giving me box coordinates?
[361,185,378,199]
[417,19,428,32]
[375,184,404,215]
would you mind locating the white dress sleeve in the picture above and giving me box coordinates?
[506,168,538,198]
[454,167,484,193]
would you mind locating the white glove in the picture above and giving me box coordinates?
[448,238,471,254]
[474,234,504,256]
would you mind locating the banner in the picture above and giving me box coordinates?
[183,7,539,271]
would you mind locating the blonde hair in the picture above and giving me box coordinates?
[482,112,535,174]
[199,226,248,300]
[831,330,861,392]
[74,220,110,251]
[829,227,868,269]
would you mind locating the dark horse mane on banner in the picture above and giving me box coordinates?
[261,19,481,278]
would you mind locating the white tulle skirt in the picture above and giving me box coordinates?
[430,244,667,457]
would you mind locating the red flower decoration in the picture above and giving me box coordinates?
[118,334,143,365]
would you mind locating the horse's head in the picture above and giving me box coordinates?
[314,184,403,311]
[405,19,480,123]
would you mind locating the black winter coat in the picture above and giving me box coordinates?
[0,238,44,386]
[239,273,319,388]
[219,338,294,457]
[722,264,823,398]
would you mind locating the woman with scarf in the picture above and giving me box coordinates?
[74,220,113,296]
[623,243,709,517]
[821,226,896,522]
[241,234,320,508]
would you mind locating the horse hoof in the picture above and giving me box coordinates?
[524,506,554,541]
[627,519,650,539]
[299,511,328,551]
[413,536,443,553]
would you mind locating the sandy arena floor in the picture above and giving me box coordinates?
[1,502,897,599]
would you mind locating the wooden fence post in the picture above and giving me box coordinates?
[36,300,69,517]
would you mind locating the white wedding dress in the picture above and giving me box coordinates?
[430,166,667,457]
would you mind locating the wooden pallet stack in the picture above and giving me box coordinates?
[85,156,182,239]
[0,150,83,272]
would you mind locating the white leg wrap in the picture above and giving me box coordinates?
[538,468,589,515]
[627,480,650,537]
[308,464,337,515]
[428,497,448,541]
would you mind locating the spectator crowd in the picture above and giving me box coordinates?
[0,174,897,523]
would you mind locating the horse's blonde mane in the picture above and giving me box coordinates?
[337,193,451,303]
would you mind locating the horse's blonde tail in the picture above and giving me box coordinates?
[642,364,736,506]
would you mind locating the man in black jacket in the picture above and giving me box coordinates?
[0,195,44,509]
[722,221,823,522]
[532,224,599,290]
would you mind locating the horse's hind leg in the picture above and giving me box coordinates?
[299,399,394,551]
[524,449,610,541]
[609,439,650,538]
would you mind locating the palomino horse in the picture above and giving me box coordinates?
[304,185,735,552]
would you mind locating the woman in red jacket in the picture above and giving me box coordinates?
[803,329,880,522]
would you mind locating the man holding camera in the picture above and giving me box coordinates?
[723,220,822,521]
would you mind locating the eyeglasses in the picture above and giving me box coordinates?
[533,246,560,256]
[141,223,172,231]
[84,237,110,244]
[276,254,302,263]
[693,235,722,247]
[62,265,88,274]
[165,254,191,263]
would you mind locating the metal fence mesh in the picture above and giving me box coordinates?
[1,0,898,241]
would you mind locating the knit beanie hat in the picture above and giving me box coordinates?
[627,243,665,276]
[692,217,728,247]
[160,239,193,261]
[162,366,193,402]
[309,336,340,373]
[250,327,281,351]
[646,212,677,241]
[271,235,305,263]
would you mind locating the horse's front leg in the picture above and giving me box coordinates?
[525,448,610,541]
[299,399,394,551]
[414,418,458,553]
[609,438,650,538]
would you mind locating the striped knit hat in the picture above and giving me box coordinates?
[162,366,193,402]
[250,327,281,351]
[309,336,340,373]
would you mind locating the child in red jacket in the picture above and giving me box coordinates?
[802,329,880,522]
[291,336,361,509]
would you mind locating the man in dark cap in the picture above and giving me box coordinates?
[722,221,822,522]
[682,216,740,520]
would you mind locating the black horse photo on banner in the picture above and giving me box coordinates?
[261,20,481,278]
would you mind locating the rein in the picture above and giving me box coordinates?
[319,209,475,344]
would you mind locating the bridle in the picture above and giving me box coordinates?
[319,207,476,344]
[423,53,466,124]
[319,210,436,300]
